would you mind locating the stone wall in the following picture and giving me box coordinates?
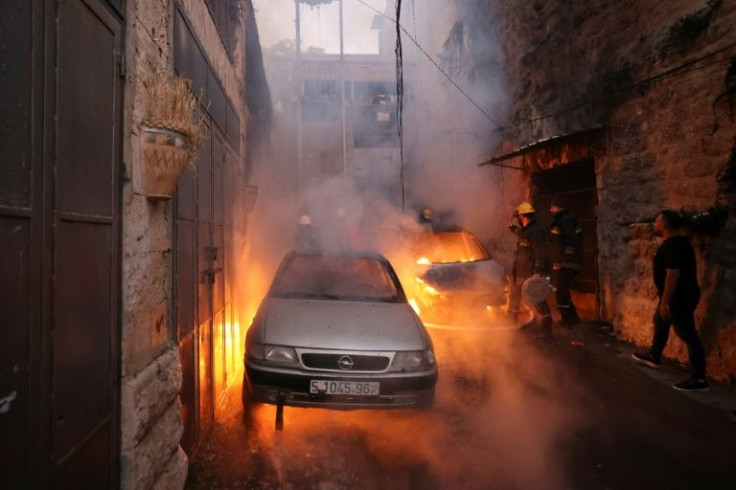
[482,0,736,381]
[121,0,249,488]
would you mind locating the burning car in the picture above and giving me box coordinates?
[244,251,438,411]
[408,225,507,326]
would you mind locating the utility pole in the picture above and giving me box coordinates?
[339,0,347,177]
[295,0,303,191]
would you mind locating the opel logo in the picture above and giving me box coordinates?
[337,355,354,371]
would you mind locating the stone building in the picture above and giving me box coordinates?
[0,0,268,488]
[422,0,735,382]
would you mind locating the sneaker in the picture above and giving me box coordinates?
[631,351,661,369]
[673,378,709,392]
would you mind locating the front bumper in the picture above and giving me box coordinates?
[245,362,438,409]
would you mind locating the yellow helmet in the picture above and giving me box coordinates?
[516,201,536,216]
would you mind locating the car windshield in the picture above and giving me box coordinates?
[413,231,491,264]
[270,255,400,302]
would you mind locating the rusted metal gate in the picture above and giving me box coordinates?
[532,158,600,319]
[174,8,240,453]
[0,0,123,487]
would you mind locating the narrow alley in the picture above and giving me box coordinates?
[187,323,736,489]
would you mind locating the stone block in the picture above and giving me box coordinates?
[121,397,184,490]
[152,447,189,490]
[121,346,183,450]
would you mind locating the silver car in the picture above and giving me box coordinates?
[409,226,507,326]
[244,251,438,409]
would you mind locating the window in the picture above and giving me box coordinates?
[204,0,240,56]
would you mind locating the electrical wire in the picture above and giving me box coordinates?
[352,0,736,135]
[518,41,736,127]
[352,0,502,128]
[395,0,405,209]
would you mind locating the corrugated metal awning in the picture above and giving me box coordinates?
[479,127,604,169]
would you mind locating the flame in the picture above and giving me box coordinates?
[409,298,421,314]
[417,256,431,265]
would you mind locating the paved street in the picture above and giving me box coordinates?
[187,322,736,490]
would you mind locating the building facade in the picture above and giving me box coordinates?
[427,0,736,381]
[0,0,267,488]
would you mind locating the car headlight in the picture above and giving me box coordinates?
[247,342,265,361]
[392,350,436,372]
[264,345,299,365]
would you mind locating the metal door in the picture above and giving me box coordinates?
[197,122,215,432]
[53,0,122,487]
[173,6,241,449]
[0,0,123,487]
[175,161,198,452]
[212,134,227,409]
[0,3,38,487]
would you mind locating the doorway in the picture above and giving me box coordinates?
[532,158,600,319]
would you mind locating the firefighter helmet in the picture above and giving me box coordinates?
[299,214,312,226]
[516,202,536,216]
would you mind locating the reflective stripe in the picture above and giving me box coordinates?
[575,227,582,234]
[553,262,582,270]
[557,304,572,309]
[540,314,553,318]
[551,227,561,235]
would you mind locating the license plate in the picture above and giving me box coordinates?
[309,380,380,396]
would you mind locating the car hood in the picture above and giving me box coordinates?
[420,260,504,292]
[260,298,426,351]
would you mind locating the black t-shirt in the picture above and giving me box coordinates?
[652,235,700,302]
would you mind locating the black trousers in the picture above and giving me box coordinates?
[552,267,580,324]
[649,298,706,379]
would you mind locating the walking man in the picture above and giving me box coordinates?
[549,199,583,326]
[508,202,553,336]
[632,210,708,391]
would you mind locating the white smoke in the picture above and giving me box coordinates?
[254,0,387,54]
[233,2,580,488]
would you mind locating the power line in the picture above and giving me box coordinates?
[395,0,406,210]
[352,0,502,127]
[352,0,736,134]
[517,41,736,127]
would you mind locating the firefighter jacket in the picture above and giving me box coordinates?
[550,209,583,270]
[512,219,548,280]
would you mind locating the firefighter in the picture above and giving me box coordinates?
[549,199,583,326]
[508,201,553,336]
[294,214,321,250]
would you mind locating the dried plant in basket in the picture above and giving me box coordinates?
[140,71,207,199]
[142,71,205,164]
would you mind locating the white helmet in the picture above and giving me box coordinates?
[299,215,312,226]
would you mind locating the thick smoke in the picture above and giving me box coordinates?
[229,1,580,488]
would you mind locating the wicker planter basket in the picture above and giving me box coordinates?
[140,125,190,201]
